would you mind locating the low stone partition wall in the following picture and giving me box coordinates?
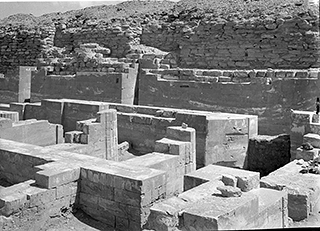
[260,160,320,221]
[0,138,183,230]
[146,164,288,230]
[0,117,63,147]
[149,68,320,83]
[11,98,257,168]
[31,63,138,104]
[139,68,320,136]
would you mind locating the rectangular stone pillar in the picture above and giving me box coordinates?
[100,109,119,161]
[166,126,196,173]
[18,66,37,103]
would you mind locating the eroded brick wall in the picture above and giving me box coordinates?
[54,25,141,57]
[141,15,320,69]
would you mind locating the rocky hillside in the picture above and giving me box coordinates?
[0,0,315,29]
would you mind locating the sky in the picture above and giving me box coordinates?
[0,0,143,19]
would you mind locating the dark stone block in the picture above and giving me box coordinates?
[246,134,291,177]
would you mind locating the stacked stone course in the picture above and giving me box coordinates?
[0,26,55,74]
[142,14,320,69]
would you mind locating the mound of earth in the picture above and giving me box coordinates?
[0,0,315,29]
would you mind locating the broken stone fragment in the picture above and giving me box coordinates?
[181,123,188,129]
[221,174,237,187]
[217,185,242,197]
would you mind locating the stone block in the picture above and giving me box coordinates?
[0,192,27,216]
[247,188,288,228]
[179,181,224,203]
[56,181,78,199]
[114,188,144,207]
[260,160,320,221]
[295,147,319,161]
[35,163,81,189]
[24,186,56,207]
[303,133,320,148]
[222,174,237,187]
[81,178,114,201]
[182,192,259,230]
[184,164,260,192]
[166,126,196,169]
[123,152,184,196]
[81,163,166,195]
[247,134,291,176]
[217,185,242,197]
[147,196,188,231]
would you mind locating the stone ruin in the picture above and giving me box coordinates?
[0,0,320,230]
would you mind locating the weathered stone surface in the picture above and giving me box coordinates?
[222,174,237,187]
[247,188,289,229]
[217,185,242,197]
[185,164,260,192]
[247,134,291,176]
[260,160,320,221]
[182,192,259,230]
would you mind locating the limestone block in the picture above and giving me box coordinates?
[147,197,188,231]
[222,174,237,187]
[182,193,259,230]
[123,153,183,196]
[0,191,27,216]
[303,133,320,148]
[247,134,291,176]
[217,185,242,197]
[81,178,114,201]
[23,186,56,207]
[178,181,224,203]
[35,162,81,189]
[56,181,78,199]
[184,165,260,192]
[260,160,320,221]
[247,188,288,228]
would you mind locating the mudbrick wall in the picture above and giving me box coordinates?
[54,24,141,57]
[0,26,55,74]
[141,3,320,69]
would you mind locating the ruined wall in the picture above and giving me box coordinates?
[30,64,138,104]
[54,24,141,57]
[141,13,320,69]
[0,26,55,74]
[0,119,63,147]
[139,69,320,135]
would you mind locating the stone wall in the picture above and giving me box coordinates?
[0,26,55,74]
[0,119,63,147]
[139,68,320,135]
[141,13,320,69]
[54,24,141,57]
[11,98,257,168]
[30,63,138,104]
